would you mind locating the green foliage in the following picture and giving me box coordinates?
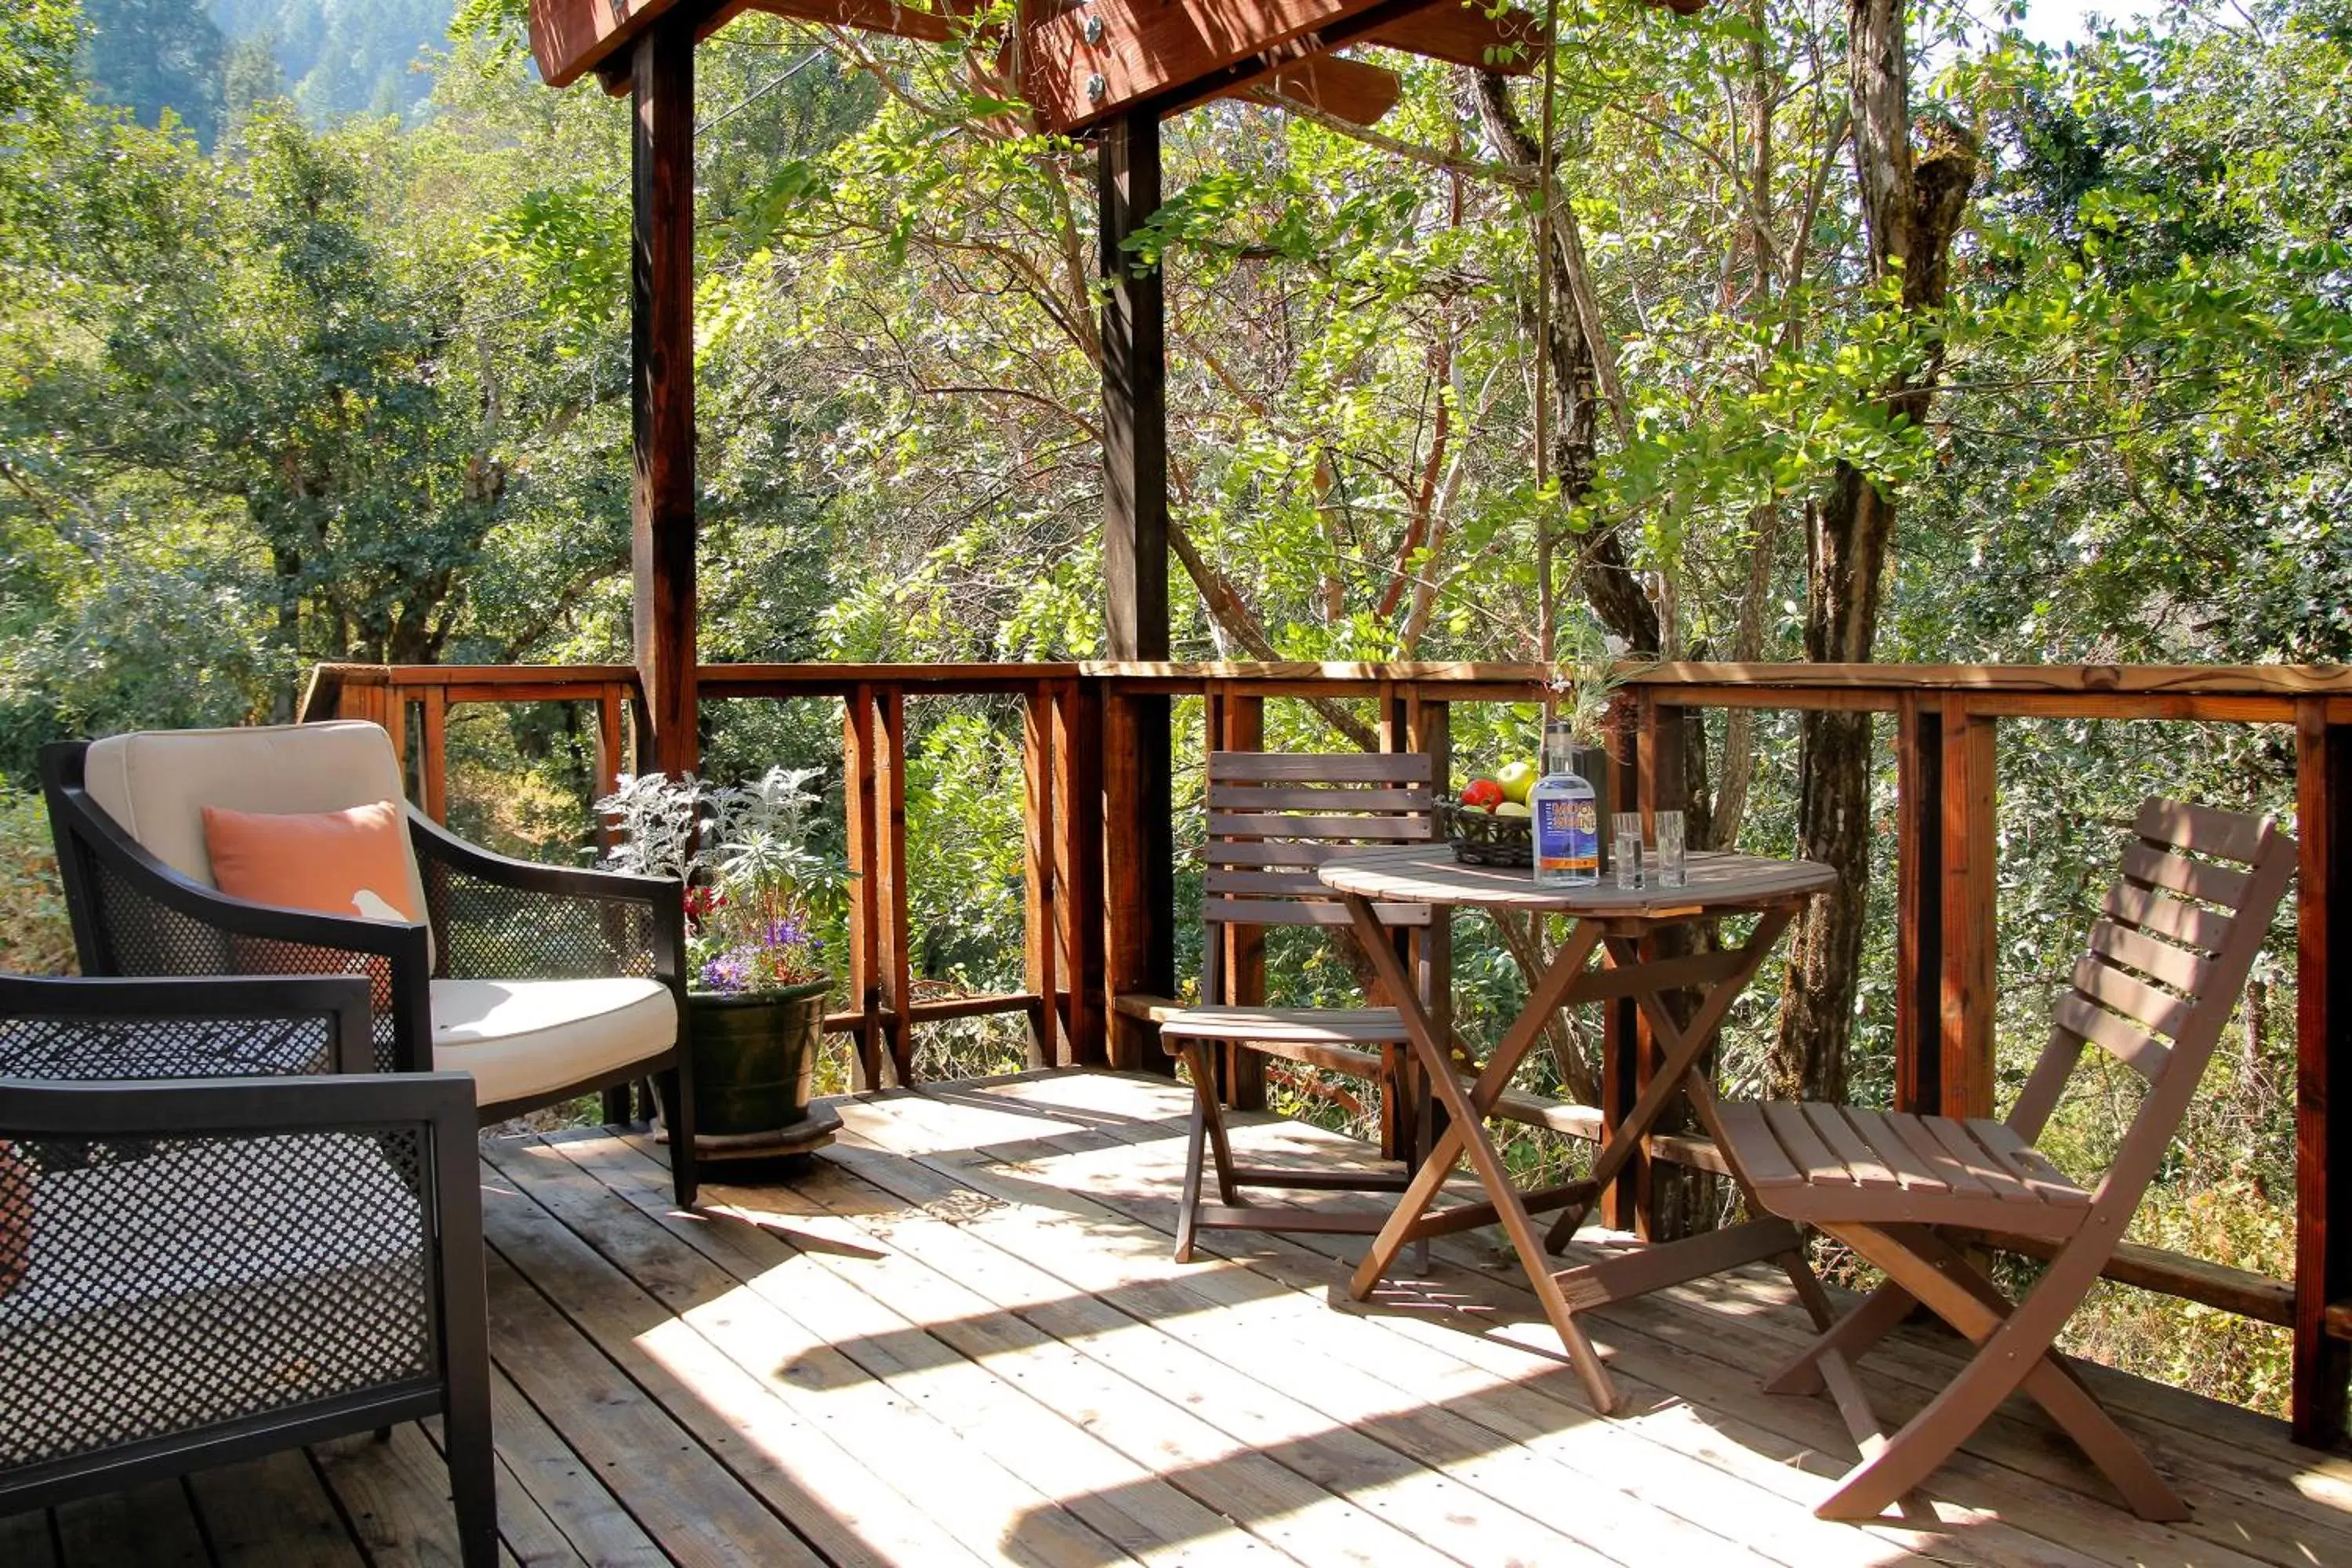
[0,788,77,975]
[0,0,2340,1416]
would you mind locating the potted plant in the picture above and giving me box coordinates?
[597,767,847,1156]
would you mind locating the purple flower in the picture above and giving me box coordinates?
[760,916,809,950]
[699,949,753,994]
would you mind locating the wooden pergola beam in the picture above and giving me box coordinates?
[1024,0,1460,132]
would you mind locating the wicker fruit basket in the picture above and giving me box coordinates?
[1441,801,1533,868]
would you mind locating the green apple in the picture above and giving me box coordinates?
[1493,800,1530,819]
[1494,760,1537,804]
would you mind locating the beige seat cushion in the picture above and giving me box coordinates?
[83,723,432,929]
[430,978,676,1109]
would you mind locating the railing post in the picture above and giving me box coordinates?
[844,684,884,1091]
[1404,688,1450,1168]
[418,688,449,825]
[1218,684,1267,1112]
[1600,689,1644,1232]
[592,682,628,857]
[2295,699,2352,1444]
[1023,686,1060,1068]
[877,686,913,1086]
[1939,699,1998,1120]
[1893,695,1945,1114]
[1054,678,1108,1067]
[1102,683,1175,1073]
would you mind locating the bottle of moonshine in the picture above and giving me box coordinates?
[1531,719,1600,888]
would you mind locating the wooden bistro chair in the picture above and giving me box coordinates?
[1716,798,2294,1521]
[1157,751,1438,1263]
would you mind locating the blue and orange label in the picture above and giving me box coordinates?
[1534,797,1599,876]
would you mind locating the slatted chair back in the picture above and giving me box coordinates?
[1200,750,1436,997]
[2006,798,2295,1223]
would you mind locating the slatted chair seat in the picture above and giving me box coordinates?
[1164,750,1439,1261]
[1717,1102,2092,1238]
[1740,797,2296,1523]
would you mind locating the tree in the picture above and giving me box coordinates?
[1769,0,1977,1102]
[78,0,227,147]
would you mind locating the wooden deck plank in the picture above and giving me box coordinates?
[828,1105,1966,1568]
[826,1094,1869,1567]
[53,1479,208,1566]
[1007,1081,2321,1566]
[24,1068,2351,1568]
[186,1450,366,1568]
[491,1134,1267,1568]
[1075,1082,2347,1568]
[428,1368,660,1568]
[575,1130,1471,1568]
[474,1200,836,1568]
[773,1150,1874,1568]
[477,1140,1110,1568]
[312,1422,520,1568]
[898,1073,2274,1568]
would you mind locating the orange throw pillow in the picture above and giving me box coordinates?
[202,801,421,924]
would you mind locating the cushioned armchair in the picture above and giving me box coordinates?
[41,721,695,1204]
[0,973,494,1564]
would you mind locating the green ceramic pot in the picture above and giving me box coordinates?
[681,978,829,1146]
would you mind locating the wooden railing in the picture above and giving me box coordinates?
[300,661,1102,1094]
[304,656,2352,1443]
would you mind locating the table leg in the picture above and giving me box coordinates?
[1546,909,1837,1326]
[1348,907,1602,1295]
[1543,908,1794,1250]
[1340,895,1623,1412]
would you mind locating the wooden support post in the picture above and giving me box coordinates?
[1635,694,1707,1241]
[1938,699,1998,1120]
[1054,679,1108,1067]
[1099,108,1168,666]
[630,16,699,779]
[844,687,884,1091]
[1023,688,1060,1069]
[1600,690,1643,1231]
[1893,695,1946,1116]
[2296,701,2352,1444]
[1098,107,1176,1070]
[1220,688,1267,1113]
[877,687,913,1085]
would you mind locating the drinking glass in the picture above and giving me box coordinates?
[1611,812,1645,890]
[1654,811,1688,888]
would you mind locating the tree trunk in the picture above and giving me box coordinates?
[1769,0,1976,1101]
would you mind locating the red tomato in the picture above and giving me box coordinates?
[1461,779,1505,811]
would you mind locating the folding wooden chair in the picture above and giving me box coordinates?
[1158,751,1437,1263]
[1717,798,2295,1519]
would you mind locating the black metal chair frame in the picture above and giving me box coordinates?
[40,735,696,1205]
[0,974,495,1565]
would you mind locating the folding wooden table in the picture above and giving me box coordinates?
[1317,844,1838,1414]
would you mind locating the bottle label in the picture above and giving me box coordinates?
[1534,796,1599,876]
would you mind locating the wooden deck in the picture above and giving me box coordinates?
[9,1069,2352,1567]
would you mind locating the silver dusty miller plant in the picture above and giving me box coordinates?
[596,766,845,905]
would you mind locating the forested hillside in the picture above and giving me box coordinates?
[73,0,453,139]
[0,0,2346,1409]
